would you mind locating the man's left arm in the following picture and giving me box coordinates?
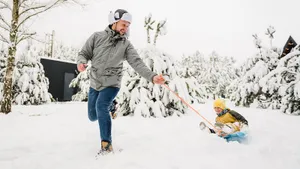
[125,42,157,82]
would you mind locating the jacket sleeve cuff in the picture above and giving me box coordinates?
[149,73,157,83]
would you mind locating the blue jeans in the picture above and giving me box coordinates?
[88,87,120,143]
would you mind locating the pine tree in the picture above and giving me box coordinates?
[260,46,300,114]
[179,51,206,78]
[279,47,300,115]
[231,30,281,107]
[69,64,90,101]
[178,51,208,99]
[144,13,155,44]
[153,19,167,46]
[0,47,7,104]
[265,25,276,48]
[12,43,52,105]
[177,65,208,104]
[53,42,79,62]
[144,13,167,46]
[180,51,239,99]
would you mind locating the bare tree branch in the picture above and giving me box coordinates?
[0,6,7,10]
[0,13,11,28]
[19,0,30,8]
[0,33,9,44]
[17,0,63,30]
[70,0,87,7]
[17,32,36,45]
[0,68,7,75]
[0,23,10,32]
[17,25,34,38]
[19,4,47,16]
[0,0,12,11]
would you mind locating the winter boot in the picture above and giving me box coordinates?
[98,141,113,155]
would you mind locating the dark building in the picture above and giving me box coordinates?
[40,57,78,101]
[281,36,297,58]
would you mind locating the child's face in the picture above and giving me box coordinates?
[214,107,223,114]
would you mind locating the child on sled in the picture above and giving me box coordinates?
[200,99,249,142]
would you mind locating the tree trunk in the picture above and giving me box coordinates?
[0,0,19,114]
[153,23,160,46]
[50,30,55,57]
[147,28,151,44]
[153,31,158,46]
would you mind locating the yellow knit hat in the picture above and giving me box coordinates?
[213,99,226,110]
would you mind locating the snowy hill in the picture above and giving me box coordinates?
[0,101,299,169]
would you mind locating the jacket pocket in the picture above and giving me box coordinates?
[102,67,123,86]
[103,67,123,76]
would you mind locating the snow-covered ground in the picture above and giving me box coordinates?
[0,100,299,169]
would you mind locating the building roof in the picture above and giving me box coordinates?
[281,36,297,58]
[40,56,76,65]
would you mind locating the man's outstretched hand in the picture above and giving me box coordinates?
[152,74,166,85]
[77,64,87,72]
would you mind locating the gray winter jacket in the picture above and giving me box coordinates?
[77,26,157,91]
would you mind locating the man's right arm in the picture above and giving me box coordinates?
[77,33,96,65]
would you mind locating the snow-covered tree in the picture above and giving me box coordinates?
[144,13,155,44]
[0,46,7,104]
[265,25,276,48]
[12,43,52,105]
[178,51,208,98]
[117,45,206,118]
[69,63,90,101]
[52,42,79,62]
[177,66,208,103]
[144,13,167,46]
[259,47,300,115]
[0,46,7,74]
[177,51,208,100]
[230,27,300,114]
[205,52,239,98]
[231,32,281,107]
[179,51,207,78]
[179,51,239,99]
[153,19,167,46]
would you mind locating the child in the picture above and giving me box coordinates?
[200,99,249,140]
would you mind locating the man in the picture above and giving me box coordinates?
[77,9,165,154]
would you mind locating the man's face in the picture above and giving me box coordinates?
[114,20,130,35]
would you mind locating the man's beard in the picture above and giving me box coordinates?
[115,29,125,35]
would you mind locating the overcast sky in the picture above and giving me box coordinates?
[28,0,300,63]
